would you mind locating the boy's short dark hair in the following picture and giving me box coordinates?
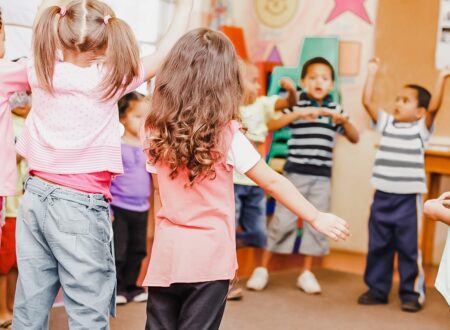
[405,84,431,109]
[301,57,335,81]
[118,91,144,118]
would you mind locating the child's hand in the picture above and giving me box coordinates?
[309,212,350,241]
[438,192,450,201]
[298,107,321,121]
[280,78,296,91]
[320,109,349,125]
[367,57,380,74]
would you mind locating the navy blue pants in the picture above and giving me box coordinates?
[364,190,425,303]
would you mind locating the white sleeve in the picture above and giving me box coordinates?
[374,109,390,133]
[146,162,157,174]
[419,118,434,143]
[227,131,261,174]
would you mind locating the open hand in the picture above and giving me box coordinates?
[309,212,350,241]
[280,78,296,91]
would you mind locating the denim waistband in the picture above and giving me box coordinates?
[24,176,109,210]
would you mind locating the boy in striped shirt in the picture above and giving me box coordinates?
[358,58,450,312]
[247,57,359,293]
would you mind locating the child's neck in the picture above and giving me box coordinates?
[122,131,141,146]
[63,50,95,68]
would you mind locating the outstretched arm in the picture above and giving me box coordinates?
[362,58,380,123]
[424,192,450,226]
[426,67,450,129]
[245,160,350,241]
[142,0,194,81]
[274,78,298,110]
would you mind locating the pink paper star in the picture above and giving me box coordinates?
[326,0,372,24]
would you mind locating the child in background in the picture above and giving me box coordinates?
[358,58,449,312]
[0,1,193,328]
[424,192,450,306]
[247,57,359,293]
[111,92,152,305]
[228,61,297,299]
[0,92,31,330]
[143,28,350,330]
[0,8,29,254]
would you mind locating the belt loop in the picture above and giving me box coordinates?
[39,186,58,204]
[24,176,32,190]
[88,194,94,210]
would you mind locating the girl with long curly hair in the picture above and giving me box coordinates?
[143,27,350,330]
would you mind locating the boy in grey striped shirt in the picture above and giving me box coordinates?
[358,58,450,312]
[246,57,359,294]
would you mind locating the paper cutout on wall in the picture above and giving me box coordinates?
[339,41,362,75]
[254,0,299,28]
[326,0,372,24]
[266,46,283,62]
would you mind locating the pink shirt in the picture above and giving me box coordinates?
[15,58,145,176]
[143,122,261,287]
[0,60,30,196]
[31,171,113,200]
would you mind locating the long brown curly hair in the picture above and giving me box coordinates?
[145,28,243,187]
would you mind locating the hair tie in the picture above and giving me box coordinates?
[59,7,67,17]
[103,15,112,25]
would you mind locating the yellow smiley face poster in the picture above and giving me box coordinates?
[254,0,299,28]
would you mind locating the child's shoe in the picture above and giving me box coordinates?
[401,300,422,313]
[130,291,148,303]
[357,291,388,305]
[246,267,269,291]
[297,271,321,294]
[116,294,128,305]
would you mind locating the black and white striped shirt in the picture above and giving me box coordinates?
[372,111,432,194]
[283,92,345,178]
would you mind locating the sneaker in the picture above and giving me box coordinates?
[296,271,321,294]
[116,294,128,305]
[401,300,422,313]
[132,291,148,303]
[246,267,269,291]
[357,291,388,305]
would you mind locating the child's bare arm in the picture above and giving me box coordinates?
[142,0,194,81]
[151,173,162,216]
[362,58,380,123]
[426,67,450,129]
[245,160,350,241]
[274,79,298,110]
[424,198,450,226]
[267,107,321,131]
[320,109,359,143]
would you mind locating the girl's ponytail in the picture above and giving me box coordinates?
[101,17,140,100]
[33,6,63,94]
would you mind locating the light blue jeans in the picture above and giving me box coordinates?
[13,177,116,330]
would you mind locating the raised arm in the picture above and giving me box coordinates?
[246,160,350,241]
[142,0,194,81]
[274,78,298,110]
[362,58,380,123]
[426,67,450,129]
